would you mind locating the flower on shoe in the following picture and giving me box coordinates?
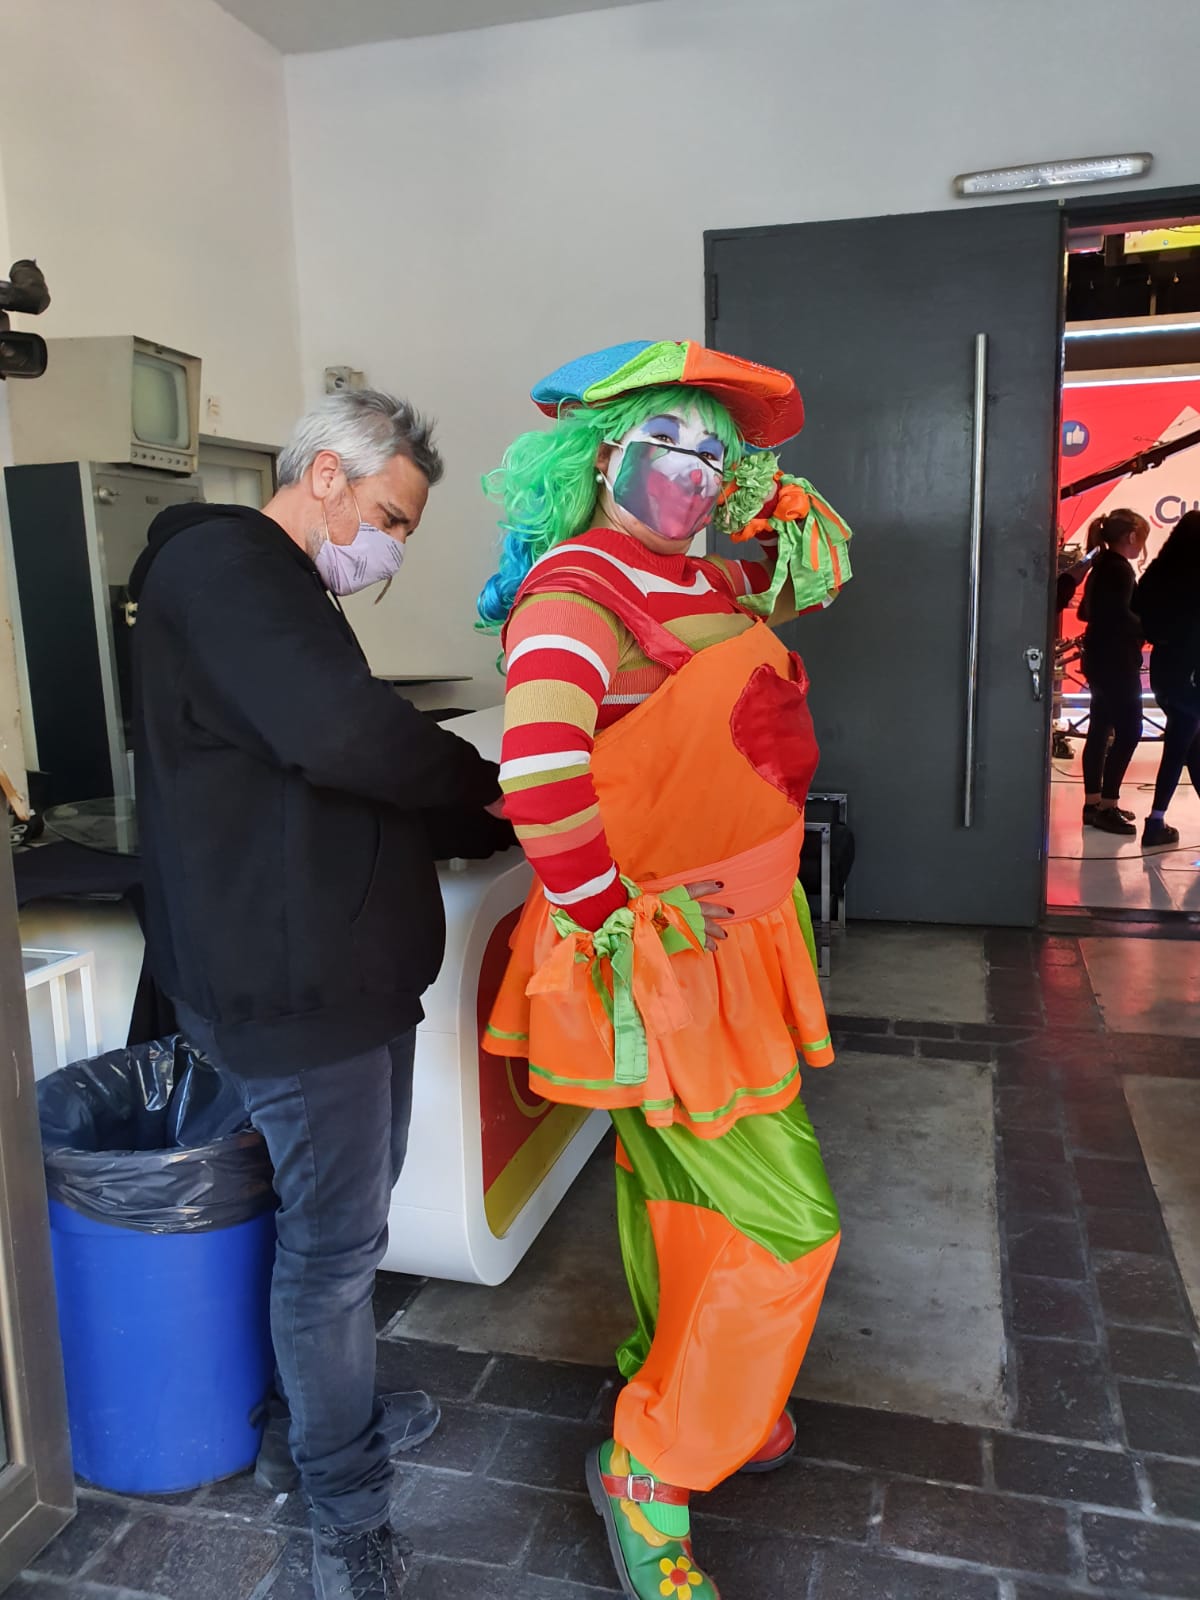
[659,1554,704,1596]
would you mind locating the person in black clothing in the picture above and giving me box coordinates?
[1133,510,1200,849]
[1051,537,1094,758]
[130,390,512,1600]
[1078,507,1149,836]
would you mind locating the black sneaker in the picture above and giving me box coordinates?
[1084,807,1137,836]
[1142,818,1180,849]
[311,1522,412,1600]
[1082,804,1135,826]
[256,1391,441,1493]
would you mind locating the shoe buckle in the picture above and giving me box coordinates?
[625,1472,658,1504]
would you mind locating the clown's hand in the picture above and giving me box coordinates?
[683,880,735,952]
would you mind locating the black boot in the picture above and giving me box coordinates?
[1142,818,1180,849]
[311,1522,412,1600]
[1082,803,1135,825]
[1083,805,1136,836]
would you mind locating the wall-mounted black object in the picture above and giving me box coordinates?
[0,259,50,380]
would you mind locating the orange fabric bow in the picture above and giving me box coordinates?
[527,894,700,1085]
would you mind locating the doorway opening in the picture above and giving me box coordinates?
[1046,212,1200,917]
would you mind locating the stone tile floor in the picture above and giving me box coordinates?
[396,1047,1008,1427]
[11,926,1200,1600]
[1079,937,1200,1037]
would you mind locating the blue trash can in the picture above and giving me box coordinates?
[39,1039,277,1494]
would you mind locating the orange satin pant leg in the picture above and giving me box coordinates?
[613,1204,840,1491]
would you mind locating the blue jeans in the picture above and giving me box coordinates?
[178,1008,416,1531]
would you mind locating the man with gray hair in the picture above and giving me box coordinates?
[130,390,511,1599]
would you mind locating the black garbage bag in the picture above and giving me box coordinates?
[38,1036,275,1235]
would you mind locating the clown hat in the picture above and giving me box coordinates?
[531,339,804,448]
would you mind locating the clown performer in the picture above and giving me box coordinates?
[477,341,853,1600]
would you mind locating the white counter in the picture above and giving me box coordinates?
[21,705,606,1284]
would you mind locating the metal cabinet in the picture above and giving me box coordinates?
[4,462,201,807]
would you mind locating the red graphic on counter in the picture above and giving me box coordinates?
[478,908,552,1192]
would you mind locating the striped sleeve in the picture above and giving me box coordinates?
[708,552,774,598]
[500,591,629,931]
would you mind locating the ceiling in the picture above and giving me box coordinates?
[214,0,660,53]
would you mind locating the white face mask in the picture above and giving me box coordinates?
[315,490,405,596]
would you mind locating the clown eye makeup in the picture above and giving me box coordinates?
[644,414,682,445]
[635,415,726,472]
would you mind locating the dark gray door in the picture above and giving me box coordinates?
[708,205,1063,925]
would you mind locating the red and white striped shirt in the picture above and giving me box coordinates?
[499,528,777,929]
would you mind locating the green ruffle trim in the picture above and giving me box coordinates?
[713,455,854,617]
[713,450,781,537]
[737,475,854,617]
[550,879,705,1087]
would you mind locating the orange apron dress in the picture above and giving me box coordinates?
[484,560,841,1489]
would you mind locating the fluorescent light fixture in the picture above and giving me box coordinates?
[954,153,1152,197]
[1063,373,1200,389]
[1065,320,1200,340]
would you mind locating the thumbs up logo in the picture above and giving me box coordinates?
[1062,420,1090,456]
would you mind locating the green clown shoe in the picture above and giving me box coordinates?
[587,1440,721,1600]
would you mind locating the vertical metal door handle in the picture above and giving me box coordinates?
[963,333,988,827]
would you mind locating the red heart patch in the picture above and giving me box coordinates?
[729,656,819,811]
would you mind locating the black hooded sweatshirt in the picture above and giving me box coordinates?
[129,503,508,1075]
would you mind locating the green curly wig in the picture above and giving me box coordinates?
[476,385,745,633]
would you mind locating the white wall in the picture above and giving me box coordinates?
[0,0,303,449]
[0,137,11,452]
[286,0,1200,706]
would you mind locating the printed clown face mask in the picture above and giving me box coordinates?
[601,408,727,545]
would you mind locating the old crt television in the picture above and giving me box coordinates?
[8,335,201,475]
